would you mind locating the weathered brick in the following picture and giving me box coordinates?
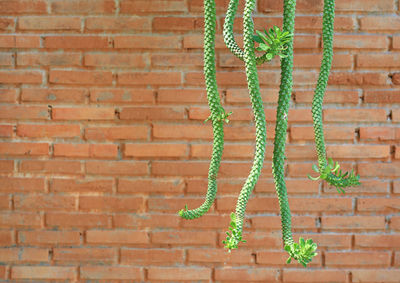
[11,266,76,280]
[51,0,115,14]
[18,16,81,31]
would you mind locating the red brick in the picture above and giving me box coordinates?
[215,267,279,281]
[0,0,47,14]
[258,0,323,12]
[118,178,184,194]
[295,15,355,31]
[86,16,151,31]
[80,266,142,280]
[329,72,388,86]
[393,109,400,121]
[0,142,48,156]
[326,145,390,159]
[257,251,322,267]
[295,90,359,104]
[0,125,12,137]
[0,247,48,262]
[0,231,14,246]
[121,248,184,265]
[120,106,185,120]
[357,198,400,213]
[11,266,76,280]
[44,36,112,49]
[86,230,149,245]
[358,162,400,177]
[355,234,400,249]
[53,248,116,263]
[18,231,80,245]
[152,53,203,67]
[324,180,389,195]
[361,17,400,31]
[18,16,81,31]
[46,212,109,228]
[0,18,15,32]
[351,269,400,282]
[86,161,148,176]
[291,125,355,141]
[84,53,148,68]
[188,248,253,264]
[283,269,347,282]
[0,212,41,227]
[251,215,317,231]
[114,35,181,49]
[20,160,82,174]
[152,161,208,176]
[0,70,42,84]
[153,124,212,140]
[0,195,9,210]
[85,125,148,140]
[14,194,76,211]
[118,72,181,86]
[360,127,396,140]
[364,90,400,104]
[120,0,186,13]
[51,0,115,14]
[79,196,144,212]
[336,0,395,12]
[225,88,278,104]
[358,54,400,68]
[321,216,385,231]
[52,107,115,120]
[0,160,13,173]
[334,35,388,49]
[0,177,44,193]
[50,70,112,85]
[0,105,48,120]
[17,124,80,138]
[21,88,87,103]
[152,231,216,246]
[0,52,13,66]
[90,88,154,104]
[289,197,353,212]
[394,36,400,49]
[125,143,188,158]
[324,109,387,122]
[0,89,17,102]
[54,143,118,158]
[153,17,201,31]
[157,89,207,104]
[114,214,180,228]
[148,197,211,213]
[50,178,113,193]
[18,52,80,67]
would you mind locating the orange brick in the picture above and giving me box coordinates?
[18,231,80,245]
[355,234,400,249]
[18,16,81,31]
[215,267,279,281]
[44,36,112,49]
[152,161,209,176]
[86,16,151,31]
[86,160,148,176]
[0,142,48,156]
[79,196,144,212]
[358,162,400,177]
[114,35,181,49]
[86,230,149,245]
[0,160,13,173]
[294,90,359,104]
[53,248,116,263]
[153,124,212,140]
[153,17,200,31]
[120,0,186,13]
[324,109,387,122]
[84,53,148,68]
[152,231,216,246]
[148,267,210,281]
[54,143,118,158]
[51,0,115,14]
[0,212,41,227]
[0,18,15,32]
[90,88,154,104]
[0,70,42,84]
[357,198,400,213]
[394,36,400,49]
[0,89,17,102]
[364,90,400,104]
[181,214,229,229]
[14,194,76,211]
[157,89,207,104]
[321,216,385,231]
[0,177,44,193]
[290,125,355,141]
[326,145,390,159]
[125,143,188,158]
[0,105,49,120]
[188,248,253,264]
[152,53,203,67]
[0,125,12,137]
[0,0,47,14]
[121,248,184,265]
[120,106,185,120]
[148,197,210,213]
[0,195,9,210]
[334,35,388,49]
[336,0,395,12]
[114,214,180,229]
[251,215,317,231]
[118,72,181,86]
[80,266,143,280]
[50,178,113,193]
[258,0,323,12]
[49,70,113,85]
[0,231,14,246]
[17,52,81,66]
[17,124,81,138]
[85,125,149,140]
[257,251,322,267]
[0,52,13,66]
[20,160,82,174]
[11,266,76,280]
[21,88,87,103]
[282,269,347,282]
[118,178,184,194]
[329,72,388,86]
[351,269,400,282]
[358,54,400,68]
[46,212,109,228]
[52,107,115,120]
[289,197,353,212]
[0,247,48,262]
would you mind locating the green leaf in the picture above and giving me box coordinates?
[253,35,263,43]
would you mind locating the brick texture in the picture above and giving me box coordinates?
[0,0,398,282]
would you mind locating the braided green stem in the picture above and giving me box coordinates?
[179,0,228,219]
[310,0,360,191]
[223,0,272,65]
[223,0,267,250]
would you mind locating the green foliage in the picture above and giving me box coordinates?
[285,238,318,267]
[253,26,292,60]
[222,213,247,251]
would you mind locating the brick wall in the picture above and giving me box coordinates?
[0,0,399,282]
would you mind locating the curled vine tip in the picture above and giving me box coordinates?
[285,238,318,267]
[222,213,246,251]
[178,204,188,218]
[253,26,292,61]
[308,158,361,193]
[204,107,232,124]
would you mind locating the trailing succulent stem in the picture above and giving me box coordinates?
[223,0,267,251]
[309,0,360,191]
[178,0,228,220]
